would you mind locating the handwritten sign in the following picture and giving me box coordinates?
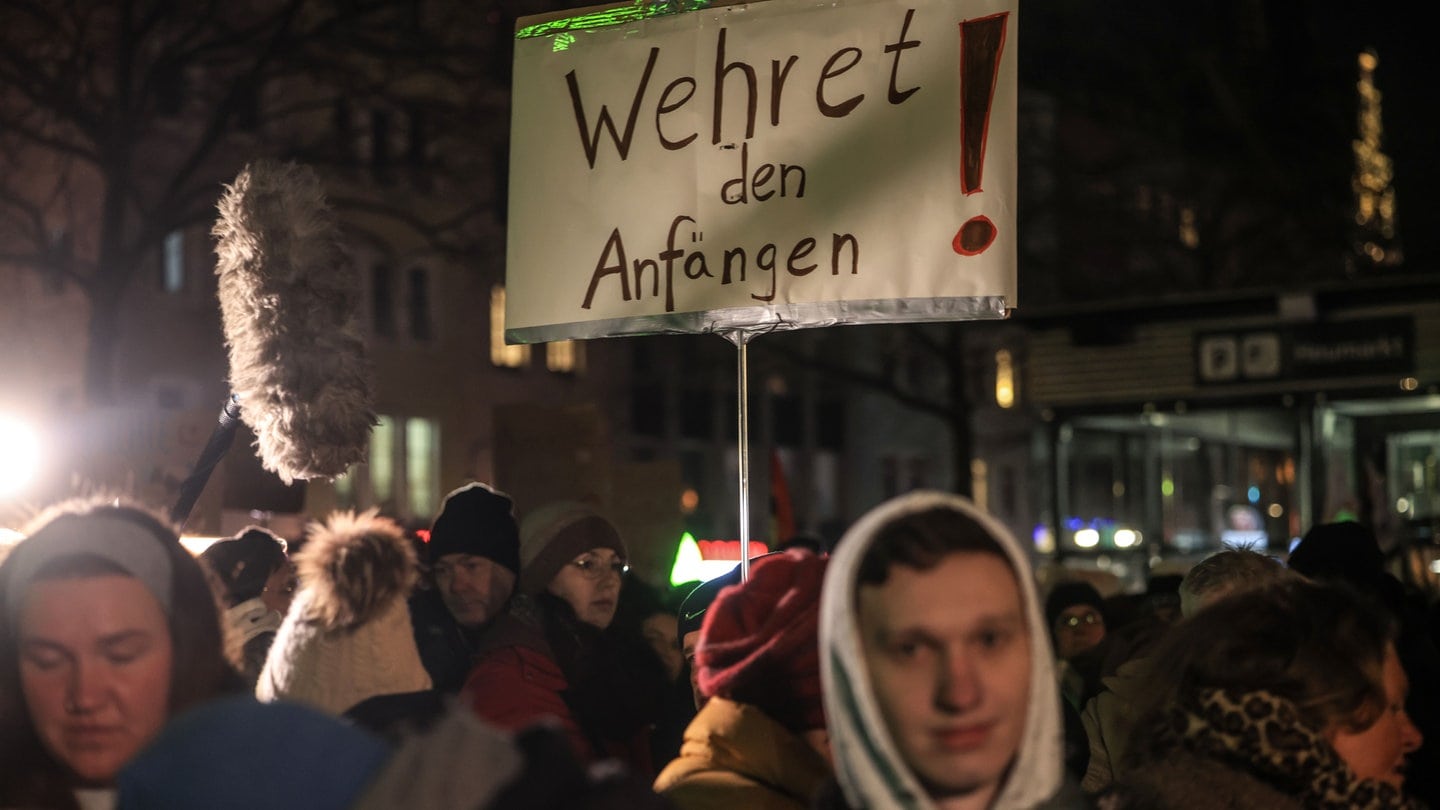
[506,0,1018,343]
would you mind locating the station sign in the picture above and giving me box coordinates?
[1195,317,1413,385]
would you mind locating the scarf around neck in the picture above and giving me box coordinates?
[1155,689,1424,810]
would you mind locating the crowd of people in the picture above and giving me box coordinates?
[0,482,1435,809]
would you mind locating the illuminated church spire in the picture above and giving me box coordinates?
[1351,48,1402,270]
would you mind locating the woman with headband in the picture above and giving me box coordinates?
[0,496,231,810]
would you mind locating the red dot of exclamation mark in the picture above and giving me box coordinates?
[954,12,1008,257]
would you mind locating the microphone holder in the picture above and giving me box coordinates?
[170,394,243,530]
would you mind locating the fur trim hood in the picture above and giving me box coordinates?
[293,508,417,632]
[819,490,1065,810]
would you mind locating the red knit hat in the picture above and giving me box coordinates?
[695,548,828,732]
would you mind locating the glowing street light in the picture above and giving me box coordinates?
[0,415,40,499]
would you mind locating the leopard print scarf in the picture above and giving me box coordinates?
[1155,689,1424,810]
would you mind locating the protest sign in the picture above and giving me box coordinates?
[506,0,1018,342]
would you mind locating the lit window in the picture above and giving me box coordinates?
[971,458,989,512]
[371,415,395,504]
[490,285,531,368]
[406,417,440,518]
[546,340,585,374]
[163,230,185,292]
[995,349,1015,409]
[1179,207,1200,249]
[333,468,356,509]
[358,414,440,520]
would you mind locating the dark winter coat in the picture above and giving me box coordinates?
[409,587,488,694]
[353,707,674,810]
[1096,751,1305,810]
[462,593,663,778]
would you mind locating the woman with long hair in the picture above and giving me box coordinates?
[461,501,666,778]
[0,496,231,809]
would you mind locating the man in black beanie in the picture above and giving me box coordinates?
[410,482,521,693]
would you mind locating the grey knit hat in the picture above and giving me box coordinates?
[518,501,626,595]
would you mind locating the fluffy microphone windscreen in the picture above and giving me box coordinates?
[213,160,376,484]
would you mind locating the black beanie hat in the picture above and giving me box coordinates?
[427,482,520,575]
[1288,521,1384,583]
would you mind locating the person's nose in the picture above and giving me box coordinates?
[67,660,107,714]
[1401,711,1424,754]
[936,650,981,712]
[596,570,621,595]
[448,568,477,595]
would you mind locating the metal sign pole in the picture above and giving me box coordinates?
[727,330,753,582]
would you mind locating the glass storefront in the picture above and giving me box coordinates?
[1040,395,1440,594]
[1044,408,1300,589]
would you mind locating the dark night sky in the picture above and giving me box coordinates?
[1019,0,1439,274]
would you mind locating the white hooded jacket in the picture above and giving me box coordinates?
[819,491,1067,810]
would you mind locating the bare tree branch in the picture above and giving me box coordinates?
[759,339,951,420]
[0,0,513,402]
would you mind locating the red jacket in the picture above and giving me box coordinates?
[463,644,592,760]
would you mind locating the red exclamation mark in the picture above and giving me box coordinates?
[953,12,1008,256]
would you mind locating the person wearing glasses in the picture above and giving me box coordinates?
[1080,549,1292,795]
[462,500,666,778]
[1046,581,1107,664]
[1045,580,1109,714]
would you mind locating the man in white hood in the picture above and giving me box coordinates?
[819,491,1081,810]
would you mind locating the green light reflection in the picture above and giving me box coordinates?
[516,0,713,40]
